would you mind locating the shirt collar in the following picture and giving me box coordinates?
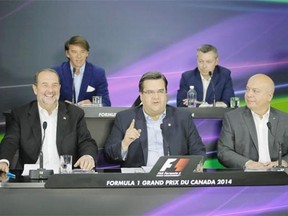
[251,106,270,120]
[143,108,166,122]
[69,62,86,76]
[37,102,59,117]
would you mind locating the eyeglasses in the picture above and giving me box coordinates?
[142,89,166,96]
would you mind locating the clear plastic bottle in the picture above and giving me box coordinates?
[187,85,197,107]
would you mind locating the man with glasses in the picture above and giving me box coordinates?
[104,71,206,167]
[177,44,235,107]
[218,74,288,169]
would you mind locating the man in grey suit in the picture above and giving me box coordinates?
[104,71,206,167]
[218,74,288,169]
[0,68,97,173]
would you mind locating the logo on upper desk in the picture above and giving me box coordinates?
[150,156,203,177]
[98,112,117,117]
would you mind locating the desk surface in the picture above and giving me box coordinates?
[1,170,288,215]
[1,186,288,215]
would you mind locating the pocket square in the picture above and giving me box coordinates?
[87,85,95,92]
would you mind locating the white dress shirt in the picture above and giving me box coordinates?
[200,74,211,103]
[70,63,85,103]
[251,109,271,163]
[37,104,60,172]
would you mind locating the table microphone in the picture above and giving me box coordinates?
[267,122,285,171]
[29,121,54,179]
[72,67,76,104]
[160,123,171,156]
[208,71,216,107]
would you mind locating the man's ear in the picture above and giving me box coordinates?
[32,84,37,95]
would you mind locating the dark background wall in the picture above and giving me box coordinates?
[0,0,288,116]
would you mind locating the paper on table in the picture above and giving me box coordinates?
[121,166,152,173]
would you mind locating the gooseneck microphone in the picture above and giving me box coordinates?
[29,121,54,179]
[267,122,284,170]
[39,121,47,169]
[72,67,76,104]
[208,71,216,107]
[160,123,171,156]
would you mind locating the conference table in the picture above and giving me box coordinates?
[1,167,288,215]
[2,107,288,215]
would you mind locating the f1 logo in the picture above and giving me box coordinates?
[159,159,177,172]
[159,158,190,172]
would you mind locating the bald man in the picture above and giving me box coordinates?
[217,74,288,169]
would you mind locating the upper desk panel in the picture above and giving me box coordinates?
[81,106,233,119]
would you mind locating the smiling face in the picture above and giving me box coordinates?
[65,44,89,69]
[32,70,61,113]
[140,79,168,120]
[245,74,274,116]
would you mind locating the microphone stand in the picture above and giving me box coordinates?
[29,122,54,179]
[72,67,76,104]
[160,123,171,156]
[267,122,287,173]
[209,71,216,107]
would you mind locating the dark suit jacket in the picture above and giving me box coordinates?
[104,105,206,167]
[217,107,288,169]
[54,61,111,106]
[0,101,98,169]
[177,65,235,107]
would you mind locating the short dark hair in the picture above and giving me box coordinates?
[64,35,90,52]
[34,68,60,85]
[197,44,218,58]
[138,71,168,92]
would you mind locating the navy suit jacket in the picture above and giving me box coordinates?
[54,61,111,106]
[218,107,288,169]
[177,65,235,107]
[0,101,98,169]
[104,105,206,167]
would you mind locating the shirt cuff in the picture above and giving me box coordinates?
[0,159,10,167]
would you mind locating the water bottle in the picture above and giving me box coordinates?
[187,85,197,107]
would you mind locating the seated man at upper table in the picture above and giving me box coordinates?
[104,71,206,167]
[177,44,235,107]
[217,74,288,170]
[53,35,111,106]
[0,68,98,174]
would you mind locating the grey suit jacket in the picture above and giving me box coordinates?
[217,106,288,168]
[104,105,206,167]
[0,100,98,169]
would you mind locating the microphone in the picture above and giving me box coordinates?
[160,123,171,156]
[29,121,54,179]
[72,67,76,104]
[209,71,216,107]
[267,122,285,171]
[39,121,47,169]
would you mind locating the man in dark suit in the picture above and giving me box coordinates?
[218,74,288,169]
[0,68,98,173]
[53,35,111,106]
[104,72,206,167]
[177,44,234,107]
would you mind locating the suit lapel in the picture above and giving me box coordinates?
[78,63,91,102]
[56,102,69,154]
[162,107,175,155]
[135,107,148,165]
[268,108,279,153]
[195,71,204,101]
[243,108,258,150]
[28,102,42,151]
